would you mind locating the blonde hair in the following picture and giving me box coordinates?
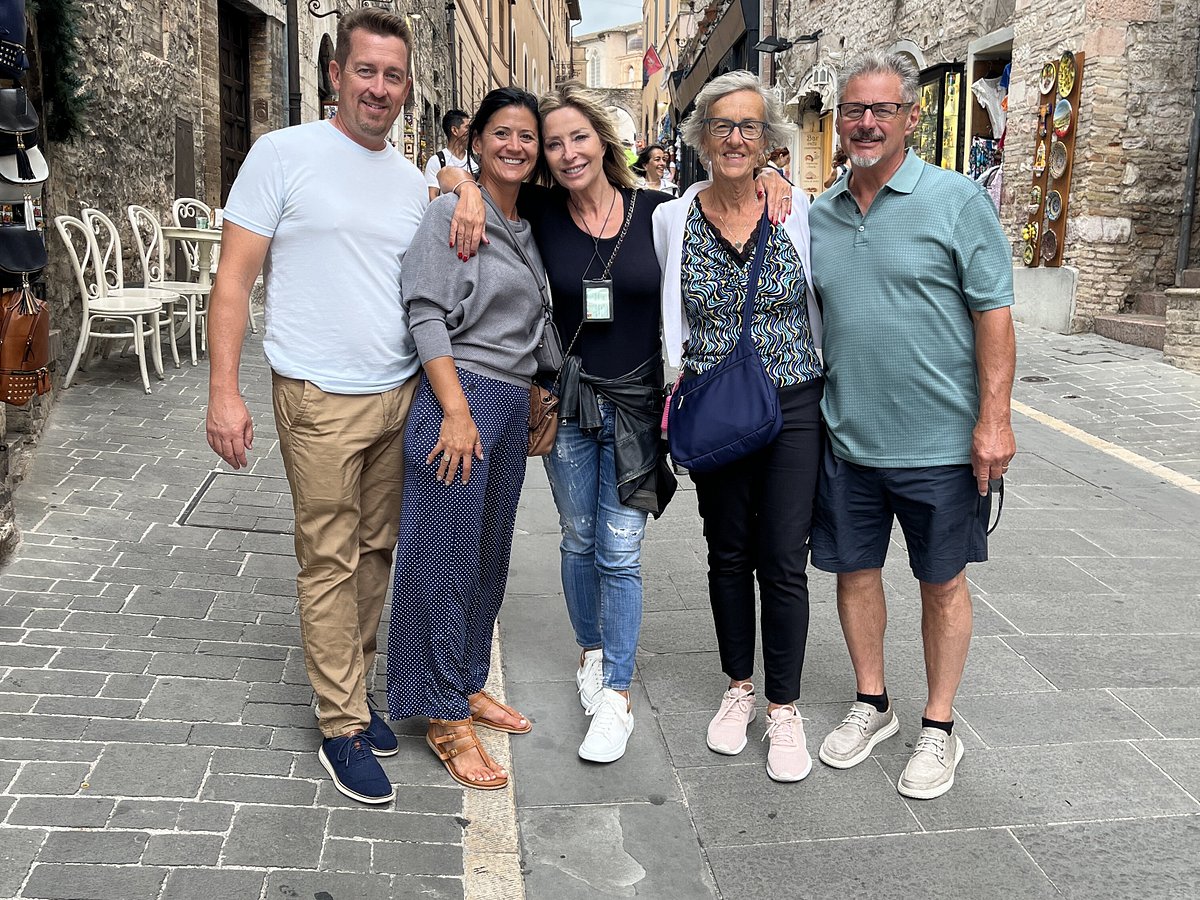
[536,82,637,189]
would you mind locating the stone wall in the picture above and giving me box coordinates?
[777,0,1200,331]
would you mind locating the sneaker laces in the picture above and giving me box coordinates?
[585,692,628,737]
[913,729,948,762]
[838,704,873,733]
[762,706,803,747]
[714,686,755,724]
[334,735,373,767]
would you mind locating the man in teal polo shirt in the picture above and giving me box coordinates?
[808,51,1016,800]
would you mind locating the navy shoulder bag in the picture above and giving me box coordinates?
[667,207,781,473]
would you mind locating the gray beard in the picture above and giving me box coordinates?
[847,153,880,169]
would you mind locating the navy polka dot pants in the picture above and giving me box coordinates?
[387,368,530,721]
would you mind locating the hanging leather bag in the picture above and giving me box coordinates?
[667,207,782,473]
[0,276,50,405]
[0,1,27,81]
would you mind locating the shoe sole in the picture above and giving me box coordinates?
[766,755,813,783]
[706,708,756,756]
[578,720,635,763]
[369,743,399,758]
[318,746,395,805]
[896,737,965,800]
[818,714,900,769]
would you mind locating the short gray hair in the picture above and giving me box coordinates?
[680,70,795,164]
[838,52,920,105]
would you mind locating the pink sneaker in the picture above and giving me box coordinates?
[706,683,756,755]
[763,704,812,782]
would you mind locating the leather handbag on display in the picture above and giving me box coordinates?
[0,214,46,290]
[0,87,40,181]
[0,1,27,81]
[0,276,50,405]
[667,207,782,473]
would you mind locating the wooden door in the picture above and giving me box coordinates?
[218,2,251,204]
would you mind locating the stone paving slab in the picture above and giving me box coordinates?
[0,338,485,899]
[501,325,1200,899]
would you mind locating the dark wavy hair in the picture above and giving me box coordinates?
[466,87,541,174]
[633,143,667,177]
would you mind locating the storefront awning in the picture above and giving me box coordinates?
[671,0,754,117]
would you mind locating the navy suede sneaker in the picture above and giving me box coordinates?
[318,734,395,805]
[362,705,399,758]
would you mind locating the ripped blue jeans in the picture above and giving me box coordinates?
[543,400,648,691]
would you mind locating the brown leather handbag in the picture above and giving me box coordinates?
[0,277,50,405]
[528,381,559,456]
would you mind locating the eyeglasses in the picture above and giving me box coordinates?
[836,102,911,121]
[702,118,768,140]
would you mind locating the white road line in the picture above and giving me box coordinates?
[1012,399,1200,496]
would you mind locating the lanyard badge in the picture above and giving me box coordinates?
[583,279,614,321]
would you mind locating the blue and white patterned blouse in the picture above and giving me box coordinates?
[681,198,822,387]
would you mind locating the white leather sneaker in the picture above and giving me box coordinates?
[578,688,635,763]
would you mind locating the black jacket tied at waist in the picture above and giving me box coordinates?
[556,353,677,517]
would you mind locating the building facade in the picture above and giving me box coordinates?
[666,0,1200,371]
[0,0,576,556]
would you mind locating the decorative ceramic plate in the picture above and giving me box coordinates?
[1053,99,1073,138]
[1049,140,1068,179]
[1029,185,1043,212]
[1046,190,1063,221]
[1034,140,1047,174]
[1039,63,1057,95]
[1041,228,1058,262]
[1058,52,1076,98]
[1023,242,1037,266]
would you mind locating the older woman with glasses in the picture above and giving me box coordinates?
[653,70,823,783]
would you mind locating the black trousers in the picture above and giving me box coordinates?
[692,378,823,705]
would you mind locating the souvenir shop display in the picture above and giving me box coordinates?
[0,1,51,405]
[1024,50,1084,268]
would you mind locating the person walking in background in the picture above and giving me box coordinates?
[653,70,823,784]
[206,8,425,806]
[767,146,791,180]
[424,107,474,201]
[823,147,849,190]
[809,51,1016,800]
[387,88,546,791]
[634,143,678,196]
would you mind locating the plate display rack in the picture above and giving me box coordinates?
[1024,51,1084,268]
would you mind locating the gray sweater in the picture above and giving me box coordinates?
[402,193,545,387]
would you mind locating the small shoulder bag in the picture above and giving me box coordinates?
[667,207,782,473]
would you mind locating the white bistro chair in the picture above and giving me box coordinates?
[173,196,258,334]
[81,207,183,373]
[128,204,209,366]
[54,214,166,394]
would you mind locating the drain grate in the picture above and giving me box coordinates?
[179,471,295,534]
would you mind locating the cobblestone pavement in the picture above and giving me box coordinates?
[2,322,1200,900]
[0,338,502,900]
[501,323,1200,899]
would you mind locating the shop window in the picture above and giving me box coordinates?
[912,63,965,171]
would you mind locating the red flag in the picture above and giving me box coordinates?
[643,45,664,85]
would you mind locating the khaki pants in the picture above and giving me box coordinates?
[272,371,419,737]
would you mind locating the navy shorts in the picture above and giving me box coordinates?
[811,445,991,584]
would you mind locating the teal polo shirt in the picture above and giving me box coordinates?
[809,149,1013,467]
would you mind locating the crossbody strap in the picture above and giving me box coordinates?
[739,206,772,341]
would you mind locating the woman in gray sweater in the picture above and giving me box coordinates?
[387,88,545,791]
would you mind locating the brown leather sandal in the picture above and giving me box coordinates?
[425,718,509,791]
[468,690,533,734]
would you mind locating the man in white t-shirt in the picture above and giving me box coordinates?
[423,108,472,201]
[206,8,426,807]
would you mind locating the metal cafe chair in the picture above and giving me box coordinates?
[53,214,165,394]
[128,204,210,366]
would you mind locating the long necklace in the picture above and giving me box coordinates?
[712,199,754,253]
[571,186,619,279]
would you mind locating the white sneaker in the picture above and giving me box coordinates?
[762,704,812,783]
[576,648,604,712]
[706,683,756,755]
[578,688,634,763]
[897,727,964,800]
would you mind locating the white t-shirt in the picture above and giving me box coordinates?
[224,120,427,394]
[423,146,473,190]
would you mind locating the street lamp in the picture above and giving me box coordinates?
[753,30,822,53]
[308,0,396,18]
